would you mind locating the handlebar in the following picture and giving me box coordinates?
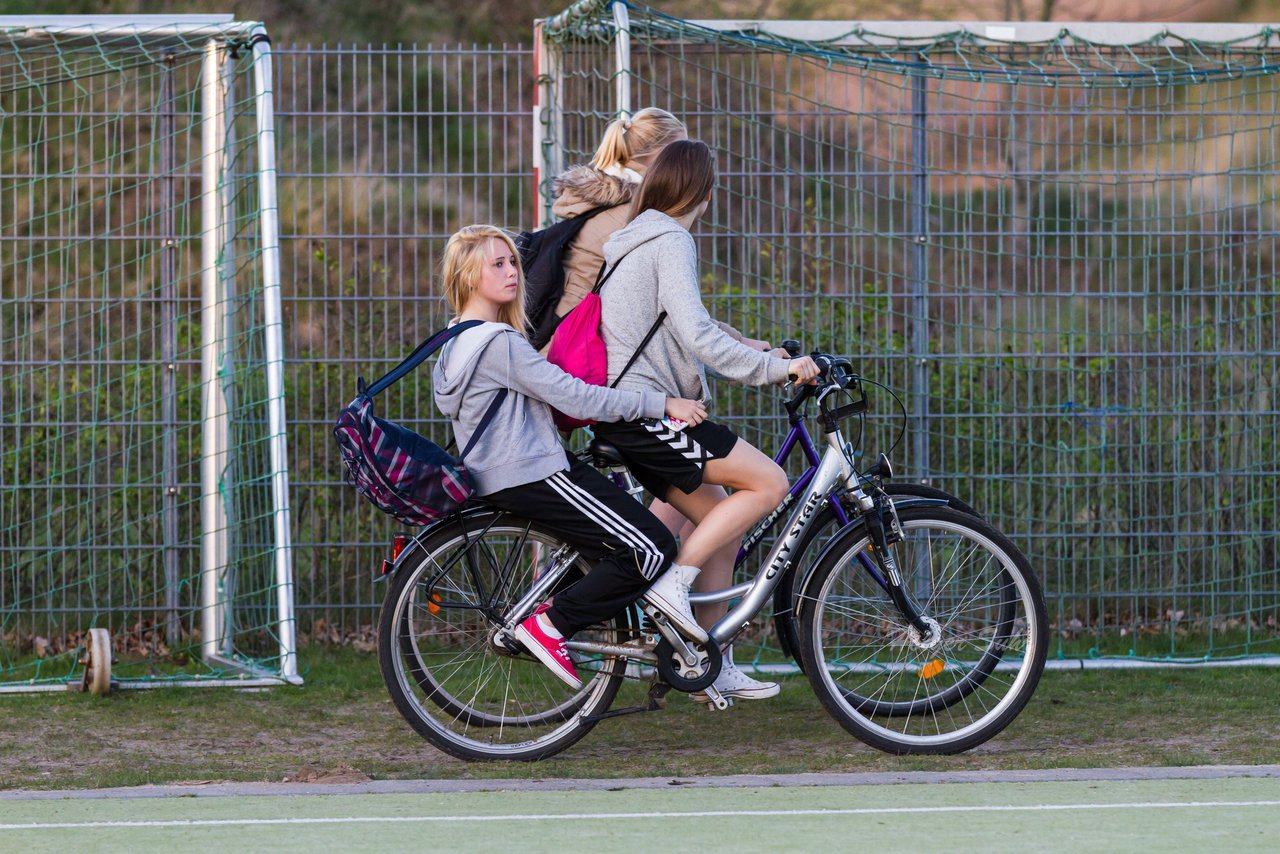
[776,338,906,463]
[778,341,863,428]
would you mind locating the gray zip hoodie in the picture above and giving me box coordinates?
[432,322,665,495]
[599,210,792,399]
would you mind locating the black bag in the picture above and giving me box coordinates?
[516,207,607,350]
[333,320,507,526]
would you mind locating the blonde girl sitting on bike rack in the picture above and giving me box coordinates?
[432,224,709,689]
[594,141,821,703]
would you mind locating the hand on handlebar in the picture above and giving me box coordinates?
[786,355,821,385]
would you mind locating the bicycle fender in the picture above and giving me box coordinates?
[890,496,949,510]
[388,505,496,577]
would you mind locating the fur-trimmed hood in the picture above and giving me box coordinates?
[551,164,639,217]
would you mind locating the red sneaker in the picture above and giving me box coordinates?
[513,609,581,690]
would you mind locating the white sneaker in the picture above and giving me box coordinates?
[691,659,780,703]
[642,563,708,643]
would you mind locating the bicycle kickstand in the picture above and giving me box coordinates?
[582,681,673,722]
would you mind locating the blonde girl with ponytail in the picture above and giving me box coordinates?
[550,107,689,320]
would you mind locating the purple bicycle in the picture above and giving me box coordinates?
[377,349,1048,760]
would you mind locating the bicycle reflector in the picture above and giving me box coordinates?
[378,535,410,580]
[918,659,946,680]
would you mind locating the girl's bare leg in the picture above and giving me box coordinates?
[649,494,736,629]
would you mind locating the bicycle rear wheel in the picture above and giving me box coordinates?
[799,507,1047,754]
[378,511,627,761]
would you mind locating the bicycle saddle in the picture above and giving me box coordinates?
[586,437,627,468]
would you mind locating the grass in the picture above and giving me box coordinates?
[2,647,1278,791]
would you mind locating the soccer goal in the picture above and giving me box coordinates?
[535,1,1280,666]
[0,15,298,691]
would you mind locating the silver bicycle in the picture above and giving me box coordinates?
[376,353,1048,760]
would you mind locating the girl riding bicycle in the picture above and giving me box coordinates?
[556,112,779,674]
[595,140,820,702]
[431,224,709,689]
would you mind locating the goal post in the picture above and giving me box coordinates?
[0,15,298,690]
[536,1,1280,666]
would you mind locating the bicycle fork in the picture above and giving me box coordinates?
[862,488,939,645]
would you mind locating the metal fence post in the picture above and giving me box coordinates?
[909,67,930,486]
[159,51,181,649]
[532,20,562,228]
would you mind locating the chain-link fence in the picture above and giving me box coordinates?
[6,31,1278,665]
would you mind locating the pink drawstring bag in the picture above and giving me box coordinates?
[545,291,608,430]
[544,253,665,432]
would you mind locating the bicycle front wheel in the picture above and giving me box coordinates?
[378,511,627,761]
[798,507,1047,754]
[772,483,982,667]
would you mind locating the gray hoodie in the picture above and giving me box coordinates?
[599,210,792,400]
[432,322,665,495]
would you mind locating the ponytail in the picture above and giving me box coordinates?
[590,117,632,172]
[589,107,687,174]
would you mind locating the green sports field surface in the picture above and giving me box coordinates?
[2,776,1277,853]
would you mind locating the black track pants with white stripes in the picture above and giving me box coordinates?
[483,456,677,637]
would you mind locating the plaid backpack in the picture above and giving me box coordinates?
[333,320,507,526]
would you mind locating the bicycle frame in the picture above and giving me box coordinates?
[704,427,858,646]
[690,412,854,611]
[560,423,863,658]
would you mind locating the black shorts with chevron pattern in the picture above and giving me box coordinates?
[594,417,740,499]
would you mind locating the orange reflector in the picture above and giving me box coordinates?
[918,659,945,680]
[391,534,407,561]
[426,593,441,615]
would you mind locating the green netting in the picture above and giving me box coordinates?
[543,2,1280,664]
[550,0,1280,87]
[0,22,293,688]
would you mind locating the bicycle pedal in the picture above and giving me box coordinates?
[491,628,523,656]
[701,686,732,711]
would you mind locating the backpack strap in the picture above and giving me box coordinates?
[590,246,640,295]
[363,319,485,398]
[588,248,665,389]
[610,312,667,388]
[457,388,509,460]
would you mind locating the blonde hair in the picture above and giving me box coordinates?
[441,224,528,336]
[589,107,686,173]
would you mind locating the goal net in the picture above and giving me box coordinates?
[538,1,1280,664]
[0,16,297,690]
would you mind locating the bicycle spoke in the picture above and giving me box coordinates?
[801,507,1046,753]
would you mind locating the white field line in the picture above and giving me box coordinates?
[3,800,1280,830]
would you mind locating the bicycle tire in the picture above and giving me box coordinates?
[798,506,1048,754]
[772,483,981,665]
[378,511,627,761]
[396,513,592,729]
